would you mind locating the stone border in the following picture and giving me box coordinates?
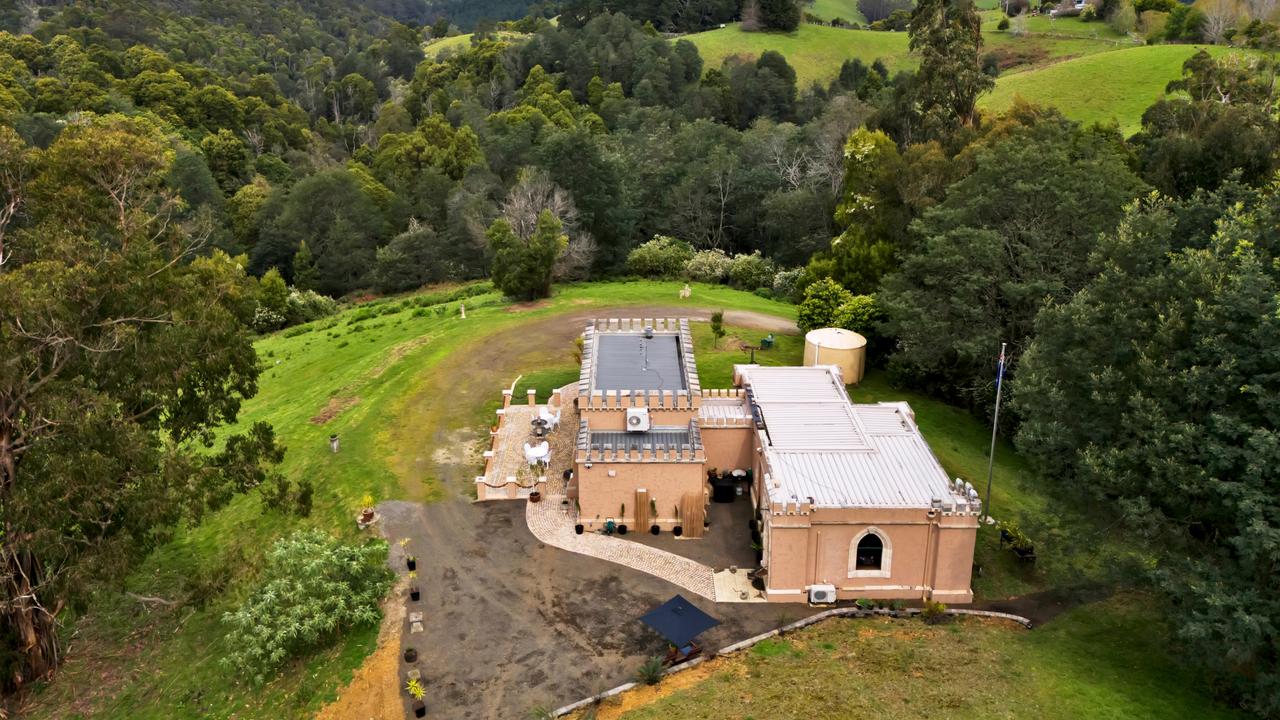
[549,606,1033,717]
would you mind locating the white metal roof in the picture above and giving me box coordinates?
[739,366,968,510]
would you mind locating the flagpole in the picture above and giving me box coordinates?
[983,342,1007,524]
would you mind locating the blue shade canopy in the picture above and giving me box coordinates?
[639,594,720,647]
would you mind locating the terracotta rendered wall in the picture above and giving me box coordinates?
[701,426,754,475]
[764,508,978,603]
[575,460,705,531]
[578,406,698,431]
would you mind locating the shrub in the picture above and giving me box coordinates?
[1079,3,1098,20]
[285,289,338,327]
[997,17,1010,29]
[221,530,394,685]
[797,278,854,332]
[626,236,695,278]
[771,268,805,303]
[921,600,948,625]
[1108,0,1136,33]
[728,251,777,291]
[636,656,665,685]
[753,287,774,299]
[252,306,286,333]
[684,249,733,283]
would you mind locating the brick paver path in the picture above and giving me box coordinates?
[526,485,718,601]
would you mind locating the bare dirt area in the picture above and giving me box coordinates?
[310,395,359,425]
[315,577,410,720]
[373,499,813,718]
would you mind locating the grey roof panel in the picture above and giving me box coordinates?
[593,334,687,392]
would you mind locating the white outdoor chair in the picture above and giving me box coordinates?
[539,406,561,432]
[524,441,551,467]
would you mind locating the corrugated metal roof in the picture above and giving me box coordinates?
[590,427,692,452]
[740,366,965,509]
[699,398,750,422]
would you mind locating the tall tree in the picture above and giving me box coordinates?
[487,210,567,300]
[907,0,992,141]
[1014,187,1280,715]
[879,116,1146,409]
[0,117,279,692]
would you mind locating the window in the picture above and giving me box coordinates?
[855,533,883,570]
[848,528,892,578]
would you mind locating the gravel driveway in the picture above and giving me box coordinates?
[379,499,810,718]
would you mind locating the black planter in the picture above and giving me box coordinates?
[754,548,763,563]
[673,526,683,537]
[575,524,584,535]
[748,519,757,532]
[412,699,426,718]
[703,518,710,528]
[406,557,417,571]
[409,587,421,602]
[404,647,418,663]
[563,468,573,481]
[650,525,660,535]
[617,525,628,535]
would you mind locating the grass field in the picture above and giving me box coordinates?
[591,594,1242,720]
[23,281,1234,718]
[805,0,867,23]
[682,23,914,85]
[982,44,1230,134]
[424,30,526,57]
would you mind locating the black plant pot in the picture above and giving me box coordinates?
[755,548,763,563]
[673,526,683,537]
[617,525,628,535]
[748,519,757,532]
[404,647,418,663]
[406,557,417,571]
[575,524,584,535]
[650,525,660,535]
[412,699,426,718]
[409,587,420,602]
[704,518,710,528]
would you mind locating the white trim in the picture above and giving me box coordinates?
[848,526,892,578]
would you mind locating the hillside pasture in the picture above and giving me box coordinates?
[983,44,1231,134]
[805,0,868,23]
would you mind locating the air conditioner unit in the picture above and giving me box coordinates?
[625,407,651,433]
[808,584,837,605]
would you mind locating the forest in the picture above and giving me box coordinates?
[1,0,1278,716]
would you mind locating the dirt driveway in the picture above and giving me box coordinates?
[379,499,807,718]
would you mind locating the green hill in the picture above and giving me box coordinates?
[805,0,867,23]
[982,44,1232,134]
[682,23,913,86]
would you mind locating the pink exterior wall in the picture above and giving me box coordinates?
[763,506,977,604]
[700,426,754,475]
[575,460,706,531]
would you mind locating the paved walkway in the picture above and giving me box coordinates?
[527,480,718,601]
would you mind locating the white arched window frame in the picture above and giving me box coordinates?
[848,527,892,579]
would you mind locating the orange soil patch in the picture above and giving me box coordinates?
[570,660,729,720]
[315,579,408,720]
[310,396,360,425]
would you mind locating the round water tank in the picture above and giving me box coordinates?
[803,328,867,385]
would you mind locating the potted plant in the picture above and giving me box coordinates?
[529,490,542,503]
[406,678,426,717]
[751,540,763,563]
[358,493,376,524]
[574,523,584,535]
[617,503,627,534]
[406,555,417,571]
[650,524,660,535]
[672,504,683,537]
[409,585,421,602]
[404,647,418,663]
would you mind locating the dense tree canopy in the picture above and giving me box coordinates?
[1013,185,1280,715]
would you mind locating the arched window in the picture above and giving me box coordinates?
[849,528,892,578]
[855,533,883,570]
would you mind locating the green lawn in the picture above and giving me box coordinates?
[983,44,1232,134]
[682,23,914,85]
[805,0,867,23]
[606,594,1243,720]
[424,30,526,57]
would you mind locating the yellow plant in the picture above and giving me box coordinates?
[405,677,425,699]
[360,493,375,508]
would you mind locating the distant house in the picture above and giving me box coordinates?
[568,318,980,604]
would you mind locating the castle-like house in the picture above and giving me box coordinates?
[569,318,980,604]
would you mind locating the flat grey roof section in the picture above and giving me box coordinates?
[589,427,693,452]
[593,334,687,392]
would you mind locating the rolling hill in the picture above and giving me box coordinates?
[982,44,1232,134]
